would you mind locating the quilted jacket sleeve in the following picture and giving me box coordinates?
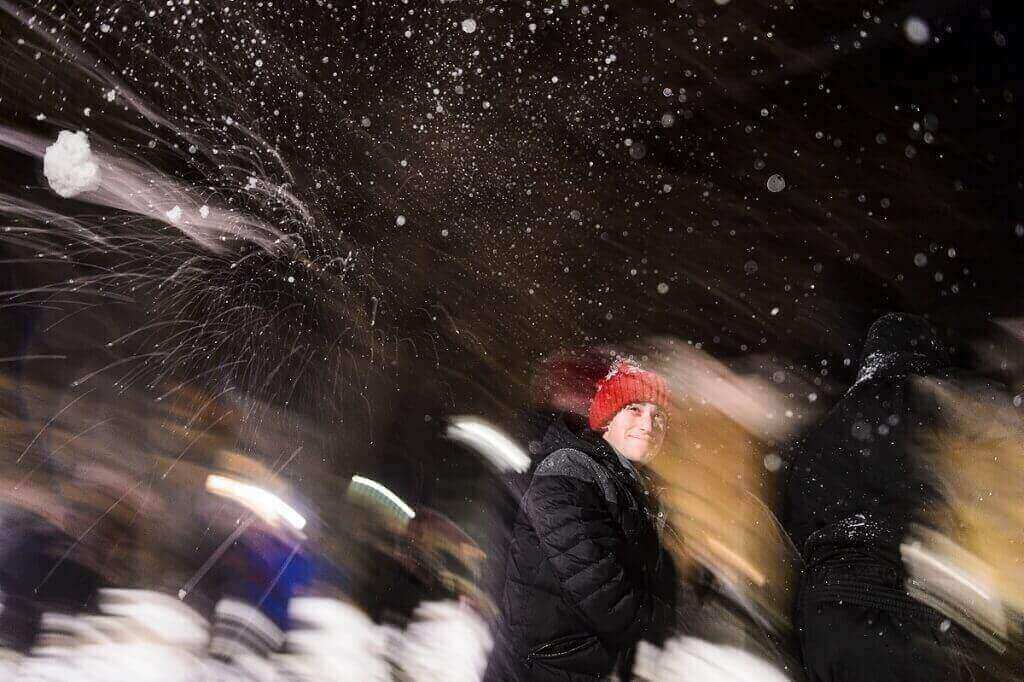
[523,450,662,647]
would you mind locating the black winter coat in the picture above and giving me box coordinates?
[486,420,675,681]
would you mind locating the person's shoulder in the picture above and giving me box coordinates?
[534,447,604,482]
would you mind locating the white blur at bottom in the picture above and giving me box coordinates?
[0,594,497,681]
[633,636,791,682]
[280,597,397,682]
[390,600,493,682]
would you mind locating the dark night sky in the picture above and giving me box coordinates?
[0,0,1021,496]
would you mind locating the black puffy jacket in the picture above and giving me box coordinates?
[486,419,675,681]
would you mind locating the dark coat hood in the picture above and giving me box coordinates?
[855,313,950,382]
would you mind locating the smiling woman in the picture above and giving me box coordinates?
[485,358,676,681]
[601,402,667,464]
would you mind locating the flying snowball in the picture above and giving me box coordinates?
[461,18,477,33]
[767,173,786,192]
[43,130,102,198]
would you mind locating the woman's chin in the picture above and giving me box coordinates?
[623,448,651,463]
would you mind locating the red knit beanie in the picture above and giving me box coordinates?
[588,359,670,430]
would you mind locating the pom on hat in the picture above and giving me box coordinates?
[588,359,670,430]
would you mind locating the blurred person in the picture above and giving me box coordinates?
[202,512,311,669]
[484,359,677,681]
[642,342,803,676]
[481,349,609,611]
[783,313,977,681]
[0,462,142,655]
[0,504,101,654]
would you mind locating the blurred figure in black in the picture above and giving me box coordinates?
[784,313,974,680]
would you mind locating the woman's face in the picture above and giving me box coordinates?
[601,402,666,464]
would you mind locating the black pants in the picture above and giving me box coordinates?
[798,602,962,682]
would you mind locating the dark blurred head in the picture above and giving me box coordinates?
[859,313,951,369]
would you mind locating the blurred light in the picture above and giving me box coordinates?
[350,475,416,519]
[205,474,306,531]
[446,416,530,473]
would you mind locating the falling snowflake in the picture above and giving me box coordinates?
[903,17,930,45]
[165,205,183,223]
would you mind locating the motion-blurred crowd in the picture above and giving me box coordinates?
[1,313,1023,681]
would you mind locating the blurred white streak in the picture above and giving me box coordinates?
[21,590,208,681]
[349,475,416,519]
[446,417,530,473]
[205,474,307,531]
[634,637,791,682]
[101,590,209,650]
[280,598,395,682]
[902,528,1008,653]
[651,340,799,443]
[393,600,492,682]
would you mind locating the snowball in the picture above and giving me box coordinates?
[43,130,102,198]
[166,205,183,222]
[766,173,786,192]
[199,205,210,219]
[461,18,477,33]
